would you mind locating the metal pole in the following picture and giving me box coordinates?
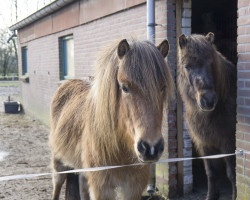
[147,0,156,196]
[147,0,155,43]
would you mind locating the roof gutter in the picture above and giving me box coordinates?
[9,0,76,32]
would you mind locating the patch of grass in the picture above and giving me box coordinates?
[0,81,20,87]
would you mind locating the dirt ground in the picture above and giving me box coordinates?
[0,82,233,200]
[0,82,55,200]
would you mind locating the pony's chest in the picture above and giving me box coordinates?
[186,114,217,145]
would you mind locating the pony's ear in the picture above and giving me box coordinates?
[179,34,187,49]
[206,32,215,44]
[117,39,130,59]
[157,39,169,58]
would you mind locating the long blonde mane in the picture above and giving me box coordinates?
[84,40,174,165]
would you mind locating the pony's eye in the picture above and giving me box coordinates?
[121,84,129,93]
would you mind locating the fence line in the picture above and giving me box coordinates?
[0,74,18,81]
[0,150,248,182]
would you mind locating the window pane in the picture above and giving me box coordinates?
[65,38,74,78]
[22,47,28,75]
[24,48,27,74]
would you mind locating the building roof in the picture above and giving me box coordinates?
[9,0,76,31]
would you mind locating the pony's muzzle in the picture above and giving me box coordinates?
[199,92,218,111]
[137,139,164,162]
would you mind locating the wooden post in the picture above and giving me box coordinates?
[176,0,184,196]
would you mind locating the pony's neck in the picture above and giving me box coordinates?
[213,49,236,101]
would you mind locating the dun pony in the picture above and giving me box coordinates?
[49,39,174,200]
[178,33,237,200]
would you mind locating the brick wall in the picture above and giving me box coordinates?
[17,0,178,197]
[236,0,250,199]
[150,0,179,197]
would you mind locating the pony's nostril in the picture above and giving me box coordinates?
[155,139,164,155]
[137,140,150,157]
[137,139,164,161]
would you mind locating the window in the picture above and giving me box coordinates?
[59,35,75,80]
[21,47,28,75]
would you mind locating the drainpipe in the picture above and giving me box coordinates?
[7,30,17,43]
[147,0,155,43]
[146,0,156,196]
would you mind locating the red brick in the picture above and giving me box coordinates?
[245,44,250,52]
[245,116,250,124]
[238,16,250,26]
[245,133,250,141]
[238,62,250,70]
[238,7,250,16]
[238,0,250,8]
[238,45,246,53]
[238,80,245,87]
[237,132,244,140]
[238,53,250,62]
[238,115,246,123]
[237,156,244,166]
[237,97,245,105]
[238,71,250,79]
[238,124,250,133]
[238,89,250,97]
[237,139,246,150]
[237,35,250,44]
[246,81,250,87]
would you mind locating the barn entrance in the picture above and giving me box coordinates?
[192,0,237,64]
[191,0,237,197]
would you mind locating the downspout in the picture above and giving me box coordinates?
[147,0,155,43]
[146,0,156,196]
[7,30,17,43]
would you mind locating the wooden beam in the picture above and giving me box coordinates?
[176,0,184,196]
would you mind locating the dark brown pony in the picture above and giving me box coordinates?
[49,39,174,200]
[178,33,236,200]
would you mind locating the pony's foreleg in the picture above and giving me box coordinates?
[52,157,69,200]
[224,156,236,200]
[203,159,220,200]
[79,173,90,200]
[200,148,220,200]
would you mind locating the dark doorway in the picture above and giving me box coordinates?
[191,0,237,197]
[192,0,237,65]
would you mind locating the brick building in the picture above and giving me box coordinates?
[9,0,250,198]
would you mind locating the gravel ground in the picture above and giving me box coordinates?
[0,82,233,200]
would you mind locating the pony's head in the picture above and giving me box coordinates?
[178,33,220,112]
[116,39,174,162]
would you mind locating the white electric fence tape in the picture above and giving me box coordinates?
[0,150,248,182]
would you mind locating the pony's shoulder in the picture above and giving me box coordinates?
[51,79,90,114]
